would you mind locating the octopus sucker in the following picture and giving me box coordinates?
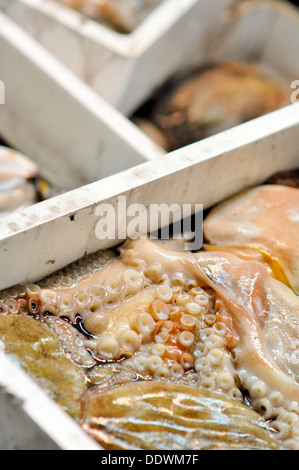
[193,252,299,408]
[43,315,97,367]
[1,182,299,449]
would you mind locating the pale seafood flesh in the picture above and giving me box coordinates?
[56,0,163,33]
[133,62,290,151]
[0,146,56,217]
[0,182,299,449]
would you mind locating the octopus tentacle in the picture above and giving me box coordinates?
[1,234,299,448]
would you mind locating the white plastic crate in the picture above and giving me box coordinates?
[0,0,236,115]
[0,102,298,292]
[0,1,298,193]
[0,11,165,190]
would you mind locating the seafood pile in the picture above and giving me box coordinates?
[0,146,55,218]
[0,174,299,450]
[133,62,290,151]
[55,0,164,33]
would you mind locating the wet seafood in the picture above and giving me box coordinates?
[56,0,163,33]
[0,146,37,216]
[1,180,299,449]
[194,251,299,421]
[266,169,299,188]
[133,62,290,151]
[0,146,56,217]
[82,381,279,450]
